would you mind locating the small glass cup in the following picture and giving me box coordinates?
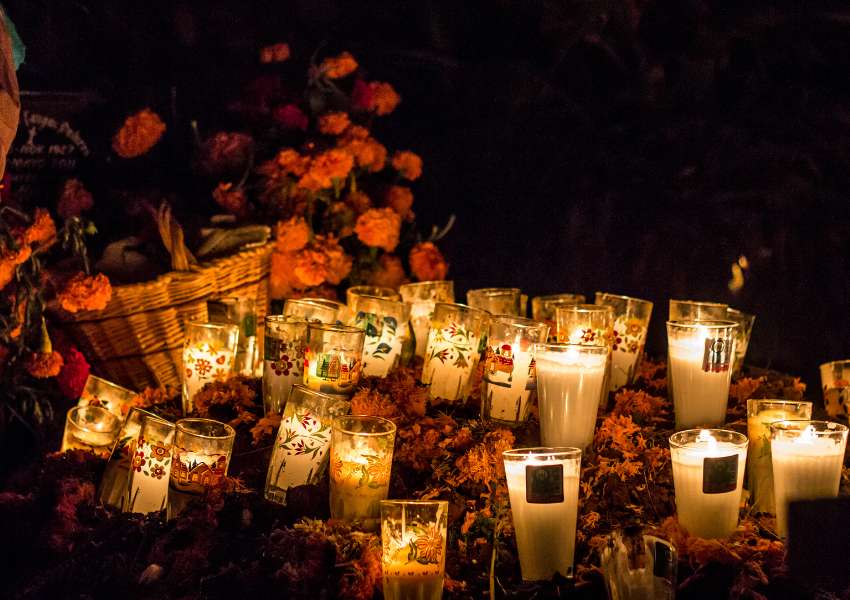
[668,299,728,321]
[481,315,550,426]
[726,308,755,375]
[467,287,522,316]
[555,303,614,347]
[770,420,849,538]
[284,297,345,324]
[99,407,163,510]
[168,418,236,517]
[347,294,410,377]
[380,500,449,600]
[399,280,455,359]
[303,323,365,395]
[61,405,121,457]
[265,385,351,505]
[531,294,586,341]
[263,315,309,414]
[126,414,176,515]
[329,415,397,525]
[600,531,677,600]
[421,302,490,402]
[346,285,402,304]
[503,447,583,581]
[181,321,240,414]
[819,359,850,419]
[594,293,653,390]
[77,375,137,419]
[208,296,259,377]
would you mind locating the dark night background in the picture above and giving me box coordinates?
[5,0,850,395]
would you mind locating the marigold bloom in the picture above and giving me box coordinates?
[212,183,249,217]
[297,149,354,191]
[385,185,414,220]
[391,150,422,181]
[321,51,358,79]
[112,108,166,158]
[26,350,64,378]
[316,234,352,284]
[276,148,310,177]
[345,190,372,213]
[354,208,401,252]
[292,248,328,287]
[276,216,311,252]
[57,179,94,219]
[318,112,351,135]
[338,134,386,172]
[57,272,113,313]
[368,82,401,115]
[273,104,308,131]
[345,125,370,140]
[25,208,56,247]
[259,42,290,63]
[269,250,298,298]
[409,242,448,281]
[369,254,407,288]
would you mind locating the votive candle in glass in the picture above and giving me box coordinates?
[77,374,136,419]
[819,359,850,419]
[284,297,345,324]
[726,308,755,375]
[263,315,308,414]
[746,399,812,514]
[467,287,522,316]
[398,280,455,359]
[265,384,351,505]
[555,303,615,347]
[347,294,410,377]
[329,415,397,524]
[61,405,121,457]
[531,294,586,342]
[668,299,728,321]
[669,429,748,539]
[303,323,365,395]
[503,447,582,580]
[770,420,848,538]
[181,321,240,414]
[208,296,259,377]
[421,303,489,402]
[594,292,653,390]
[666,320,737,429]
[534,344,608,449]
[126,414,176,515]
[481,316,549,425]
[346,285,402,304]
[380,500,449,600]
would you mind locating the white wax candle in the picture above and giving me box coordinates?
[483,342,535,422]
[183,344,234,412]
[127,438,172,514]
[421,326,481,402]
[407,303,434,359]
[265,409,332,504]
[746,408,800,514]
[668,332,733,429]
[361,321,403,378]
[609,317,646,390]
[329,444,391,521]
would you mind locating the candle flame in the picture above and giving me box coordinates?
[697,429,717,449]
[797,425,817,444]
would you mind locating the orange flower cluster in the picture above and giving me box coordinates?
[260,42,290,63]
[391,151,422,181]
[297,149,354,192]
[271,233,352,297]
[212,183,249,217]
[366,82,401,115]
[0,209,59,291]
[25,208,56,247]
[26,350,64,378]
[354,208,401,252]
[320,51,358,79]
[385,185,414,220]
[112,108,166,159]
[368,254,407,288]
[337,126,387,172]
[409,242,448,281]
[344,190,371,214]
[57,179,94,219]
[276,216,311,252]
[57,272,113,313]
[318,112,351,135]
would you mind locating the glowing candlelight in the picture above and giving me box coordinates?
[594,292,653,390]
[346,294,410,378]
[467,287,523,316]
[398,281,455,359]
[181,321,240,414]
[61,405,121,458]
[126,414,176,515]
[262,315,308,414]
[303,323,365,396]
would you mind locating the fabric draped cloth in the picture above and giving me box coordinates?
[0,7,19,178]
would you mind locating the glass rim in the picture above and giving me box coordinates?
[532,292,585,302]
[433,301,491,319]
[594,291,653,306]
[490,314,549,329]
[332,414,397,436]
[185,320,240,333]
[265,314,308,324]
[176,417,236,440]
[348,294,406,308]
[726,307,755,319]
[286,297,344,309]
[746,398,812,409]
[556,302,613,314]
[768,419,849,435]
[503,446,582,459]
[380,499,449,508]
[668,428,748,449]
[211,296,254,306]
[67,404,121,429]
[669,299,728,308]
[666,319,739,329]
[534,342,609,354]
[399,280,454,290]
[819,359,850,370]
[306,322,365,335]
[347,284,400,295]
[140,412,176,430]
[467,286,521,296]
[289,383,351,403]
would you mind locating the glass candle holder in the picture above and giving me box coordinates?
[819,359,850,419]
[347,295,410,377]
[208,296,259,377]
[303,323,365,395]
[265,384,351,505]
[346,285,402,304]
[746,399,812,514]
[284,297,345,324]
[181,321,240,414]
[421,302,490,402]
[770,420,848,538]
[594,293,653,390]
[503,447,582,581]
[600,531,677,600]
[329,415,397,524]
[531,294,586,342]
[668,299,728,321]
[467,287,522,316]
[555,303,614,347]
[481,316,550,425]
[534,344,608,449]
[126,414,176,515]
[381,500,449,600]
[666,320,738,430]
[77,375,137,419]
[726,308,755,375]
[669,429,748,539]
[168,418,236,517]
[263,315,309,414]
[61,405,121,457]
[399,281,455,359]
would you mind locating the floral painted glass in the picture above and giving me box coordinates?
[265,385,351,505]
[77,375,136,419]
[347,295,410,377]
[668,299,728,321]
[531,294,586,341]
[421,303,490,402]
[467,287,522,316]
[594,293,653,390]
[329,415,397,524]
[381,500,449,600]
[399,280,455,359]
[820,359,850,418]
[126,414,176,515]
[168,418,236,518]
[181,321,240,414]
[284,297,345,324]
[346,285,402,304]
[555,304,615,347]
[61,405,121,457]
[208,297,259,377]
[263,316,309,414]
[481,316,549,425]
[304,323,365,395]
[726,308,755,375]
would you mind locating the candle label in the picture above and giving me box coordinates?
[131,437,172,480]
[612,317,646,356]
[355,311,402,376]
[184,343,235,383]
[306,351,362,387]
[702,338,732,373]
[264,336,305,379]
[170,450,228,494]
[702,454,738,493]
[425,322,478,370]
[525,464,564,504]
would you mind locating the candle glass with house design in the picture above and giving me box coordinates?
[62,405,121,457]
[399,280,455,359]
[181,322,240,414]
[347,294,410,378]
[284,297,345,324]
[168,418,236,518]
[820,359,850,419]
[208,296,259,377]
[726,308,755,375]
[77,374,136,419]
[594,293,653,390]
[126,414,176,515]
[531,294,586,342]
[668,299,728,321]
[263,315,309,414]
[304,323,365,396]
[467,287,523,316]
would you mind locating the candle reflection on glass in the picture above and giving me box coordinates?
[726,308,755,375]
[819,359,850,419]
[99,407,163,510]
[346,294,410,378]
[668,299,728,321]
[263,315,308,414]
[77,375,136,419]
[531,294,586,342]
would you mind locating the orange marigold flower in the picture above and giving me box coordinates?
[57,179,94,219]
[369,254,407,289]
[25,208,56,247]
[57,272,113,313]
[318,112,351,135]
[391,151,422,181]
[385,185,414,220]
[297,149,354,192]
[409,242,448,281]
[338,137,386,173]
[112,108,166,159]
[317,234,352,285]
[345,125,370,140]
[259,42,290,63]
[320,51,358,79]
[354,208,401,252]
[345,190,372,213]
[368,82,401,116]
[269,250,298,298]
[292,248,328,287]
[276,148,310,177]
[276,216,311,252]
[26,350,64,378]
[212,182,249,217]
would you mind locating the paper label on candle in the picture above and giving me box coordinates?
[702,338,732,373]
[355,311,403,376]
[525,464,564,504]
[702,454,738,493]
[170,450,228,494]
[264,337,304,377]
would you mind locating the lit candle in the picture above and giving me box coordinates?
[770,420,848,538]
[819,359,850,419]
[77,375,137,419]
[399,281,455,359]
[61,405,121,457]
[347,295,409,378]
[466,287,523,316]
[303,323,365,396]
[531,294,586,342]
[594,293,653,391]
[99,407,161,510]
[263,316,308,414]
[669,429,748,539]
[181,322,240,414]
[126,415,176,515]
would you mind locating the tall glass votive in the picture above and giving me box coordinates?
[421,302,490,402]
[265,385,351,505]
[467,287,522,316]
[126,414,176,515]
[329,415,397,525]
[168,418,236,517]
[726,308,755,375]
[666,320,738,430]
[380,500,449,600]
[347,294,410,377]
[77,375,136,419]
[481,316,549,425]
[503,447,582,580]
[181,321,240,414]
[555,303,614,349]
[303,323,365,395]
[594,293,653,390]
[770,420,848,538]
[284,297,345,324]
[819,359,850,419]
[61,405,121,457]
[346,285,402,304]
[668,299,728,321]
[746,399,812,514]
[208,296,259,376]
[534,344,608,449]
[531,294,586,342]
[263,315,309,414]
[669,429,748,539]
[399,280,455,359]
